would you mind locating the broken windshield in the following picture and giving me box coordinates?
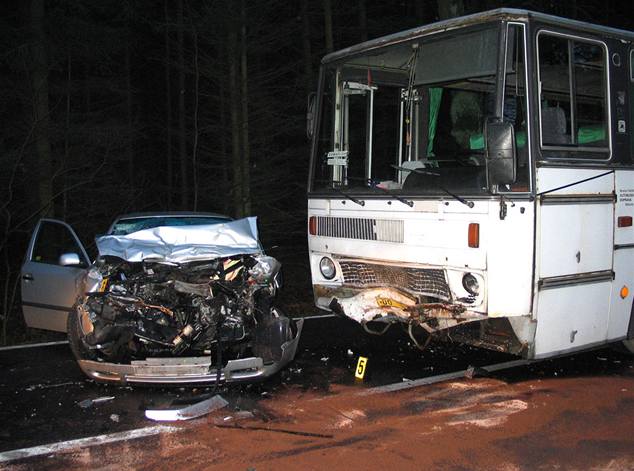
[110,216,231,236]
[310,23,529,196]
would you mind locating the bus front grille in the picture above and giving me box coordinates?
[314,216,403,243]
[339,261,451,301]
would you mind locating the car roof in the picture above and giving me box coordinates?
[114,211,231,220]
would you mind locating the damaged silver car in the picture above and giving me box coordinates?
[21,213,302,384]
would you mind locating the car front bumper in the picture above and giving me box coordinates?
[77,319,303,385]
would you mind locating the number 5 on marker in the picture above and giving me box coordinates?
[355,356,368,379]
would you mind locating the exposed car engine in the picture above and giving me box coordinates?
[73,254,292,365]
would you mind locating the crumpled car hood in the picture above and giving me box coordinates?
[96,217,261,263]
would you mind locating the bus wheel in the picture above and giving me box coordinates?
[622,339,634,354]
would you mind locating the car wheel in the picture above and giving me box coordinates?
[67,303,98,362]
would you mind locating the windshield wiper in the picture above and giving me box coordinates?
[313,179,366,206]
[332,187,365,206]
[391,164,474,208]
[438,186,474,208]
[367,179,413,207]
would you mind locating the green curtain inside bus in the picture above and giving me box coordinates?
[426,87,443,159]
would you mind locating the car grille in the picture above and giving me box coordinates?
[313,216,403,243]
[339,261,451,301]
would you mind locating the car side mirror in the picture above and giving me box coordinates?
[306,92,316,140]
[59,252,82,267]
[485,120,516,188]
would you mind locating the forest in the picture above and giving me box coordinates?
[1,0,632,344]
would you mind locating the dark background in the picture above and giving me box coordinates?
[1,0,632,344]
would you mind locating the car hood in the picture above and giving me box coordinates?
[95,217,261,263]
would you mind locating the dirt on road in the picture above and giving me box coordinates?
[6,368,634,471]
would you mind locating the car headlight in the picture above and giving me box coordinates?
[462,273,480,296]
[319,257,336,280]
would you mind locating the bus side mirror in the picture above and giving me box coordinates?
[485,120,516,187]
[306,92,316,140]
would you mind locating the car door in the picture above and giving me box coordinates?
[21,219,91,332]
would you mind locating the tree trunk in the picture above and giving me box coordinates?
[63,52,71,219]
[358,0,368,42]
[164,0,173,209]
[192,30,200,210]
[323,0,334,53]
[301,0,313,92]
[437,0,464,20]
[29,0,53,217]
[125,30,134,188]
[177,0,188,209]
[414,1,425,23]
[570,0,578,19]
[240,0,251,216]
[219,78,229,216]
[228,23,243,218]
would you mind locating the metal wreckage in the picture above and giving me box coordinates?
[68,217,303,384]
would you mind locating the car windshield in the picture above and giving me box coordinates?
[311,23,529,196]
[109,216,230,236]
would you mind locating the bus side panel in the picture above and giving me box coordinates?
[538,201,613,277]
[536,168,614,277]
[533,281,611,357]
[610,252,634,340]
[609,171,634,340]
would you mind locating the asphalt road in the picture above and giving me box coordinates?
[2,315,634,469]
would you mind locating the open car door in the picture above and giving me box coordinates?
[21,219,90,332]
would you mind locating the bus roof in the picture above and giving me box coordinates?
[322,8,634,65]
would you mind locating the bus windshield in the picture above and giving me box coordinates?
[310,23,529,196]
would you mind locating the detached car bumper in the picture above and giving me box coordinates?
[78,319,303,385]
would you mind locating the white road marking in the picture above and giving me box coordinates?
[361,359,531,395]
[0,425,178,463]
[0,340,69,351]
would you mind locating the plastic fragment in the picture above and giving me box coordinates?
[145,394,228,421]
[77,396,115,408]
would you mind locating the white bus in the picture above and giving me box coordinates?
[307,9,634,359]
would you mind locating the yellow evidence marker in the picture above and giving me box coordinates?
[355,356,368,380]
[99,277,109,293]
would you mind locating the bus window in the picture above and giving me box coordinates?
[538,32,609,157]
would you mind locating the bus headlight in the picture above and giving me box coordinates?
[462,273,480,296]
[319,257,336,280]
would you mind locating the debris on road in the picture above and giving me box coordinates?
[77,396,115,408]
[25,381,83,392]
[145,394,228,421]
[217,411,255,424]
[465,365,488,379]
[109,414,120,423]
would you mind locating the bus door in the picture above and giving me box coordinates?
[533,30,614,357]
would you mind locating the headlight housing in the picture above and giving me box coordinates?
[319,257,336,280]
[462,273,480,296]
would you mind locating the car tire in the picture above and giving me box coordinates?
[67,303,98,362]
